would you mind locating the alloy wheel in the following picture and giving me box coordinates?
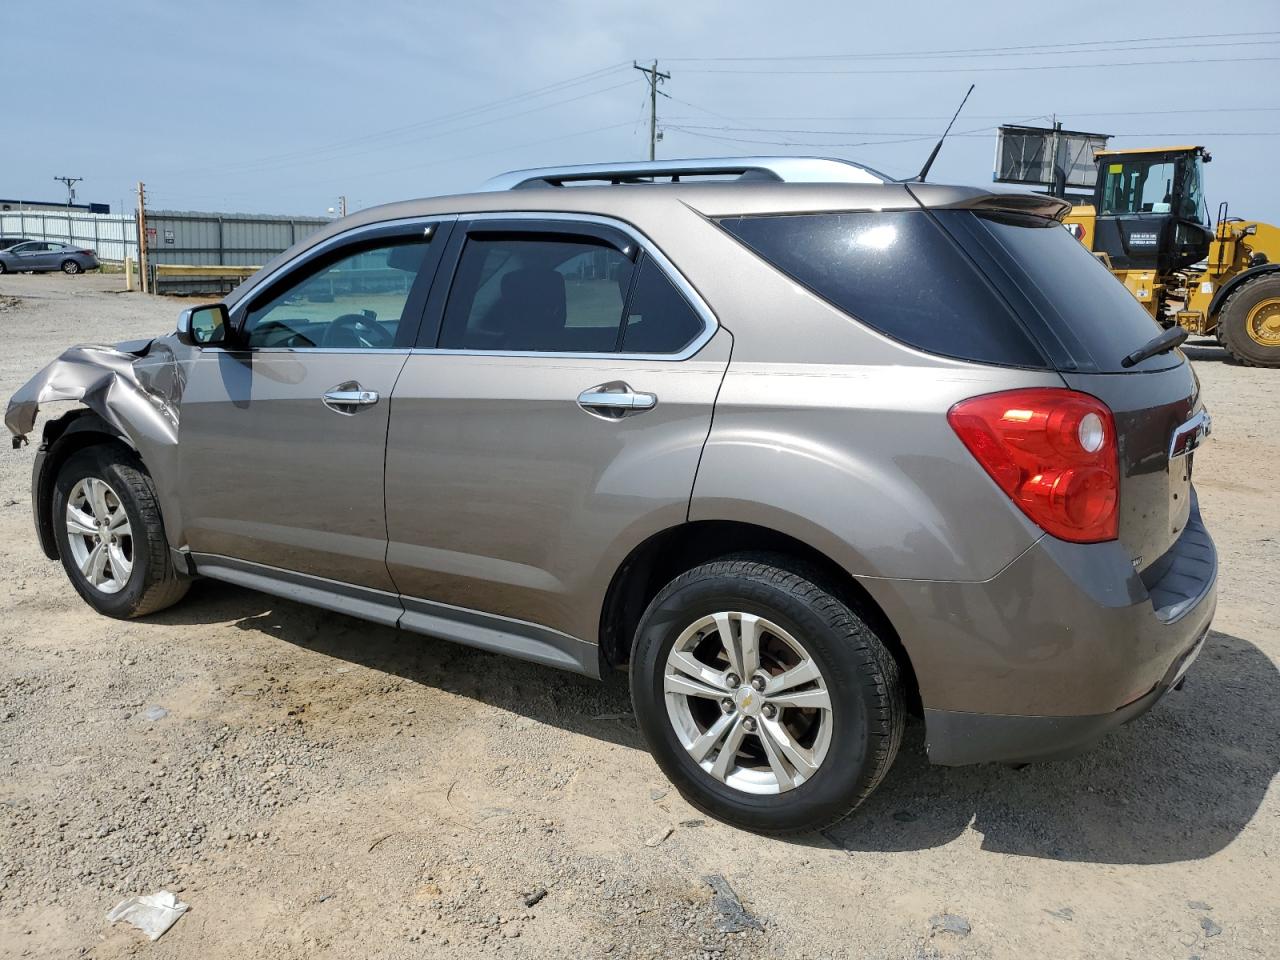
[64,477,133,594]
[663,611,833,795]
[1246,296,1280,347]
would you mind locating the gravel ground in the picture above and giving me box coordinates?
[1,273,1276,960]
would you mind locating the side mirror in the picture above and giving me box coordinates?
[176,303,229,347]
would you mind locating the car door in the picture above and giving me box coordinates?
[384,215,730,659]
[11,241,49,270]
[34,242,62,270]
[176,217,454,605]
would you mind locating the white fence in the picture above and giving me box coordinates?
[1,209,138,263]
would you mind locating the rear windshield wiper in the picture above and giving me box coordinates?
[1121,326,1188,368]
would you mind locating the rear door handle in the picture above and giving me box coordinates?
[577,382,657,419]
[322,384,379,414]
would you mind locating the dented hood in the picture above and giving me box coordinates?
[5,336,187,446]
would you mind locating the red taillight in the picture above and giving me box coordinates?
[947,388,1119,543]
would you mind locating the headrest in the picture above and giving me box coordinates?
[501,267,565,316]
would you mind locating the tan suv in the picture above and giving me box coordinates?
[7,158,1217,833]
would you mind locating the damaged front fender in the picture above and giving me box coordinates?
[6,335,194,553]
[5,338,181,444]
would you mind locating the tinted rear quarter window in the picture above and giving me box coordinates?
[621,256,704,354]
[718,211,1048,368]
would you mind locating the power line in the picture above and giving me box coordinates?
[664,123,1006,149]
[665,125,1280,149]
[663,106,1280,123]
[672,123,1044,136]
[179,62,633,177]
[221,120,641,196]
[252,62,629,164]
[675,122,1280,137]
[188,77,639,179]
[678,55,1280,75]
[658,31,1280,62]
[664,94,745,125]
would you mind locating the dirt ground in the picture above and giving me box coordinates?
[1,273,1276,960]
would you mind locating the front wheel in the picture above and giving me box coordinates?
[61,259,83,275]
[630,557,905,834]
[52,445,190,618]
[1218,274,1280,367]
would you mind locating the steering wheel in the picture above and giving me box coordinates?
[321,313,395,349]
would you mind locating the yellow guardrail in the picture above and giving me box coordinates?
[154,264,261,279]
[124,259,263,291]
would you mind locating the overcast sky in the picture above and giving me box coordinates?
[6,1,1279,221]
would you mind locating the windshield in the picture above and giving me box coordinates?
[1099,158,1176,216]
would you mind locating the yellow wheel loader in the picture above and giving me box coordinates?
[1064,146,1280,367]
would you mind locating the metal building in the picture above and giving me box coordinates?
[0,207,332,295]
[143,210,331,294]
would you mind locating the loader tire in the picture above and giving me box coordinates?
[1218,274,1280,368]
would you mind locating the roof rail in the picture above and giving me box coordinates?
[480,156,890,191]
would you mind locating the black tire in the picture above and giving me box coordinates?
[51,445,190,619]
[1218,274,1280,367]
[61,259,82,275]
[0,260,7,274]
[630,556,904,835]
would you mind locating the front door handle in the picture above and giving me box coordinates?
[577,382,658,419]
[322,383,379,414]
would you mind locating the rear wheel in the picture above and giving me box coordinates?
[0,260,7,274]
[52,446,189,618]
[61,259,82,275]
[630,556,904,834]
[1218,274,1280,367]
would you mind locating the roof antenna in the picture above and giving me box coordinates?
[913,84,975,183]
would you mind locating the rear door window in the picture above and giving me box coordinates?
[718,211,1049,368]
[439,235,634,353]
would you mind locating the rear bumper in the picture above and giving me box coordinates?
[865,490,1217,765]
[924,623,1209,765]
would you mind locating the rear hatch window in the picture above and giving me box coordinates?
[938,209,1178,373]
[718,208,1176,373]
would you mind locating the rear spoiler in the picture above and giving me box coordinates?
[907,182,1072,222]
[965,193,1072,222]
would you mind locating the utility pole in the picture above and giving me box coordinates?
[633,60,670,161]
[339,195,348,217]
[54,176,83,206]
[136,181,150,295]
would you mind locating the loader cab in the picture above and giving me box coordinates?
[1092,146,1214,274]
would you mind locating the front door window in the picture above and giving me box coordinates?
[243,241,430,349]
